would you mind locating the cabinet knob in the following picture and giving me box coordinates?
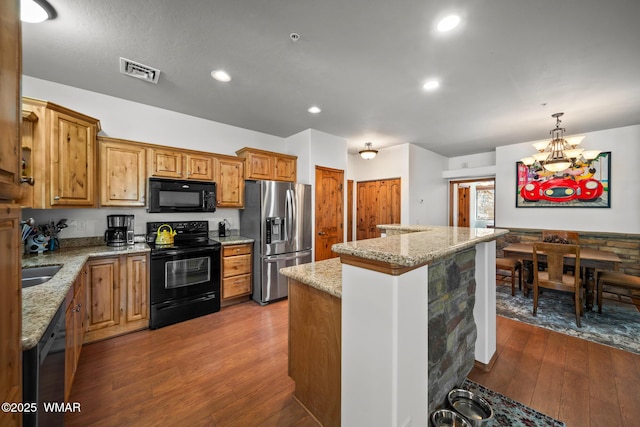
[141,196,145,203]
[54,196,60,200]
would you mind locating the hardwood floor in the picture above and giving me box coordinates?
[65,300,319,426]
[66,295,640,427]
[468,316,640,427]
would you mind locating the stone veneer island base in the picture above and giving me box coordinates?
[281,225,508,427]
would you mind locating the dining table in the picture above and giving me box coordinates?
[502,242,622,311]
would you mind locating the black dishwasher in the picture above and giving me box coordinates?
[23,302,66,427]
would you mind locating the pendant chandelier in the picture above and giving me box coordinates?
[359,142,378,160]
[521,113,600,173]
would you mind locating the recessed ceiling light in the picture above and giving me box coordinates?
[308,106,322,114]
[437,14,460,32]
[211,70,231,82]
[422,80,440,91]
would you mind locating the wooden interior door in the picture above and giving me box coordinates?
[315,166,344,261]
[457,185,470,227]
[356,178,401,240]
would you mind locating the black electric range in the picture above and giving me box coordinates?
[146,221,221,329]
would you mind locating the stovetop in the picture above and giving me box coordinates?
[146,221,220,251]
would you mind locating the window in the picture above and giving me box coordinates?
[476,185,494,220]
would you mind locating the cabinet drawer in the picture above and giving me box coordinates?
[223,244,252,257]
[223,274,252,299]
[222,254,252,277]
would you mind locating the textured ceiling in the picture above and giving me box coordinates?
[21,0,640,157]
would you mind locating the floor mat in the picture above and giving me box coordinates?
[495,283,640,354]
[461,379,565,427]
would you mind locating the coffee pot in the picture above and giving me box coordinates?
[155,224,177,245]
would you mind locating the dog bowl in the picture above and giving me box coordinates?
[447,389,494,426]
[430,408,472,427]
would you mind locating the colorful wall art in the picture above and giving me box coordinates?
[516,152,610,208]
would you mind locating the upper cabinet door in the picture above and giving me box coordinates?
[49,110,99,207]
[149,147,185,178]
[245,151,273,180]
[274,156,296,182]
[186,154,214,181]
[99,137,147,207]
[215,156,244,208]
[0,0,22,202]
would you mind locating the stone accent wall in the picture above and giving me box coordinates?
[497,228,640,297]
[427,246,477,412]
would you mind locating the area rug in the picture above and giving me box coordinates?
[495,283,640,355]
[461,379,565,427]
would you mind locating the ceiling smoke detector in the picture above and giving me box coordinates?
[119,57,161,84]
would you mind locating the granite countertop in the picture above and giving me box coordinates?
[332,225,509,268]
[213,235,254,246]
[280,257,343,298]
[21,243,150,351]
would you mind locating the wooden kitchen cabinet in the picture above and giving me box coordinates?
[85,253,149,343]
[236,147,297,182]
[99,137,147,207]
[221,243,253,306]
[215,155,245,208]
[21,98,101,208]
[148,147,185,178]
[65,265,87,401]
[0,0,22,203]
[149,147,215,181]
[187,153,215,180]
[124,254,149,324]
[0,204,22,424]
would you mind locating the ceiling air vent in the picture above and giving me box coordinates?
[119,57,161,84]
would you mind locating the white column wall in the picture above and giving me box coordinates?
[342,264,428,427]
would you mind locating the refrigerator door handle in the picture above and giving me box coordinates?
[285,189,294,245]
[264,251,312,262]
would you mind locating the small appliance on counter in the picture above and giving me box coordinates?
[218,219,231,237]
[104,214,135,247]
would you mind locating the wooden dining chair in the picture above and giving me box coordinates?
[541,230,581,276]
[541,230,580,244]
[532,242,583,327]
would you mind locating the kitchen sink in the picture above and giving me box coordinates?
[21,265,62,288]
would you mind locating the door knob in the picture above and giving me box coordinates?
[318,231,326,236]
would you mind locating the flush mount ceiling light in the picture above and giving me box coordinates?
[423,79,440,91]
[307,106,321,114]
[21,0,56,23]
[211,70,231,83]
[437,14,460,32]
[520,113,600,173]
[359,142,378,160]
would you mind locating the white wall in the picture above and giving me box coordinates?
[495,124,640,233]
[409,144,448,225]
[22,76,287,237]
[285,129,349,249]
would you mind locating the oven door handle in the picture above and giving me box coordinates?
[151,246,219,259]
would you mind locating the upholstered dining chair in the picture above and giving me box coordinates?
[532,242,583,327]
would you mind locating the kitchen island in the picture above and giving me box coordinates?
[281,225,508,427]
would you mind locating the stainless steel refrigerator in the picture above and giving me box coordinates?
[240,180,312,305]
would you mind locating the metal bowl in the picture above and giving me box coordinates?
[430,409,472,427]
[447,389,494,426]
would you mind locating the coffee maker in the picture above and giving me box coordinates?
[105,215,135,247]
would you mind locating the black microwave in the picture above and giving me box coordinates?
[148,178,216,213]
